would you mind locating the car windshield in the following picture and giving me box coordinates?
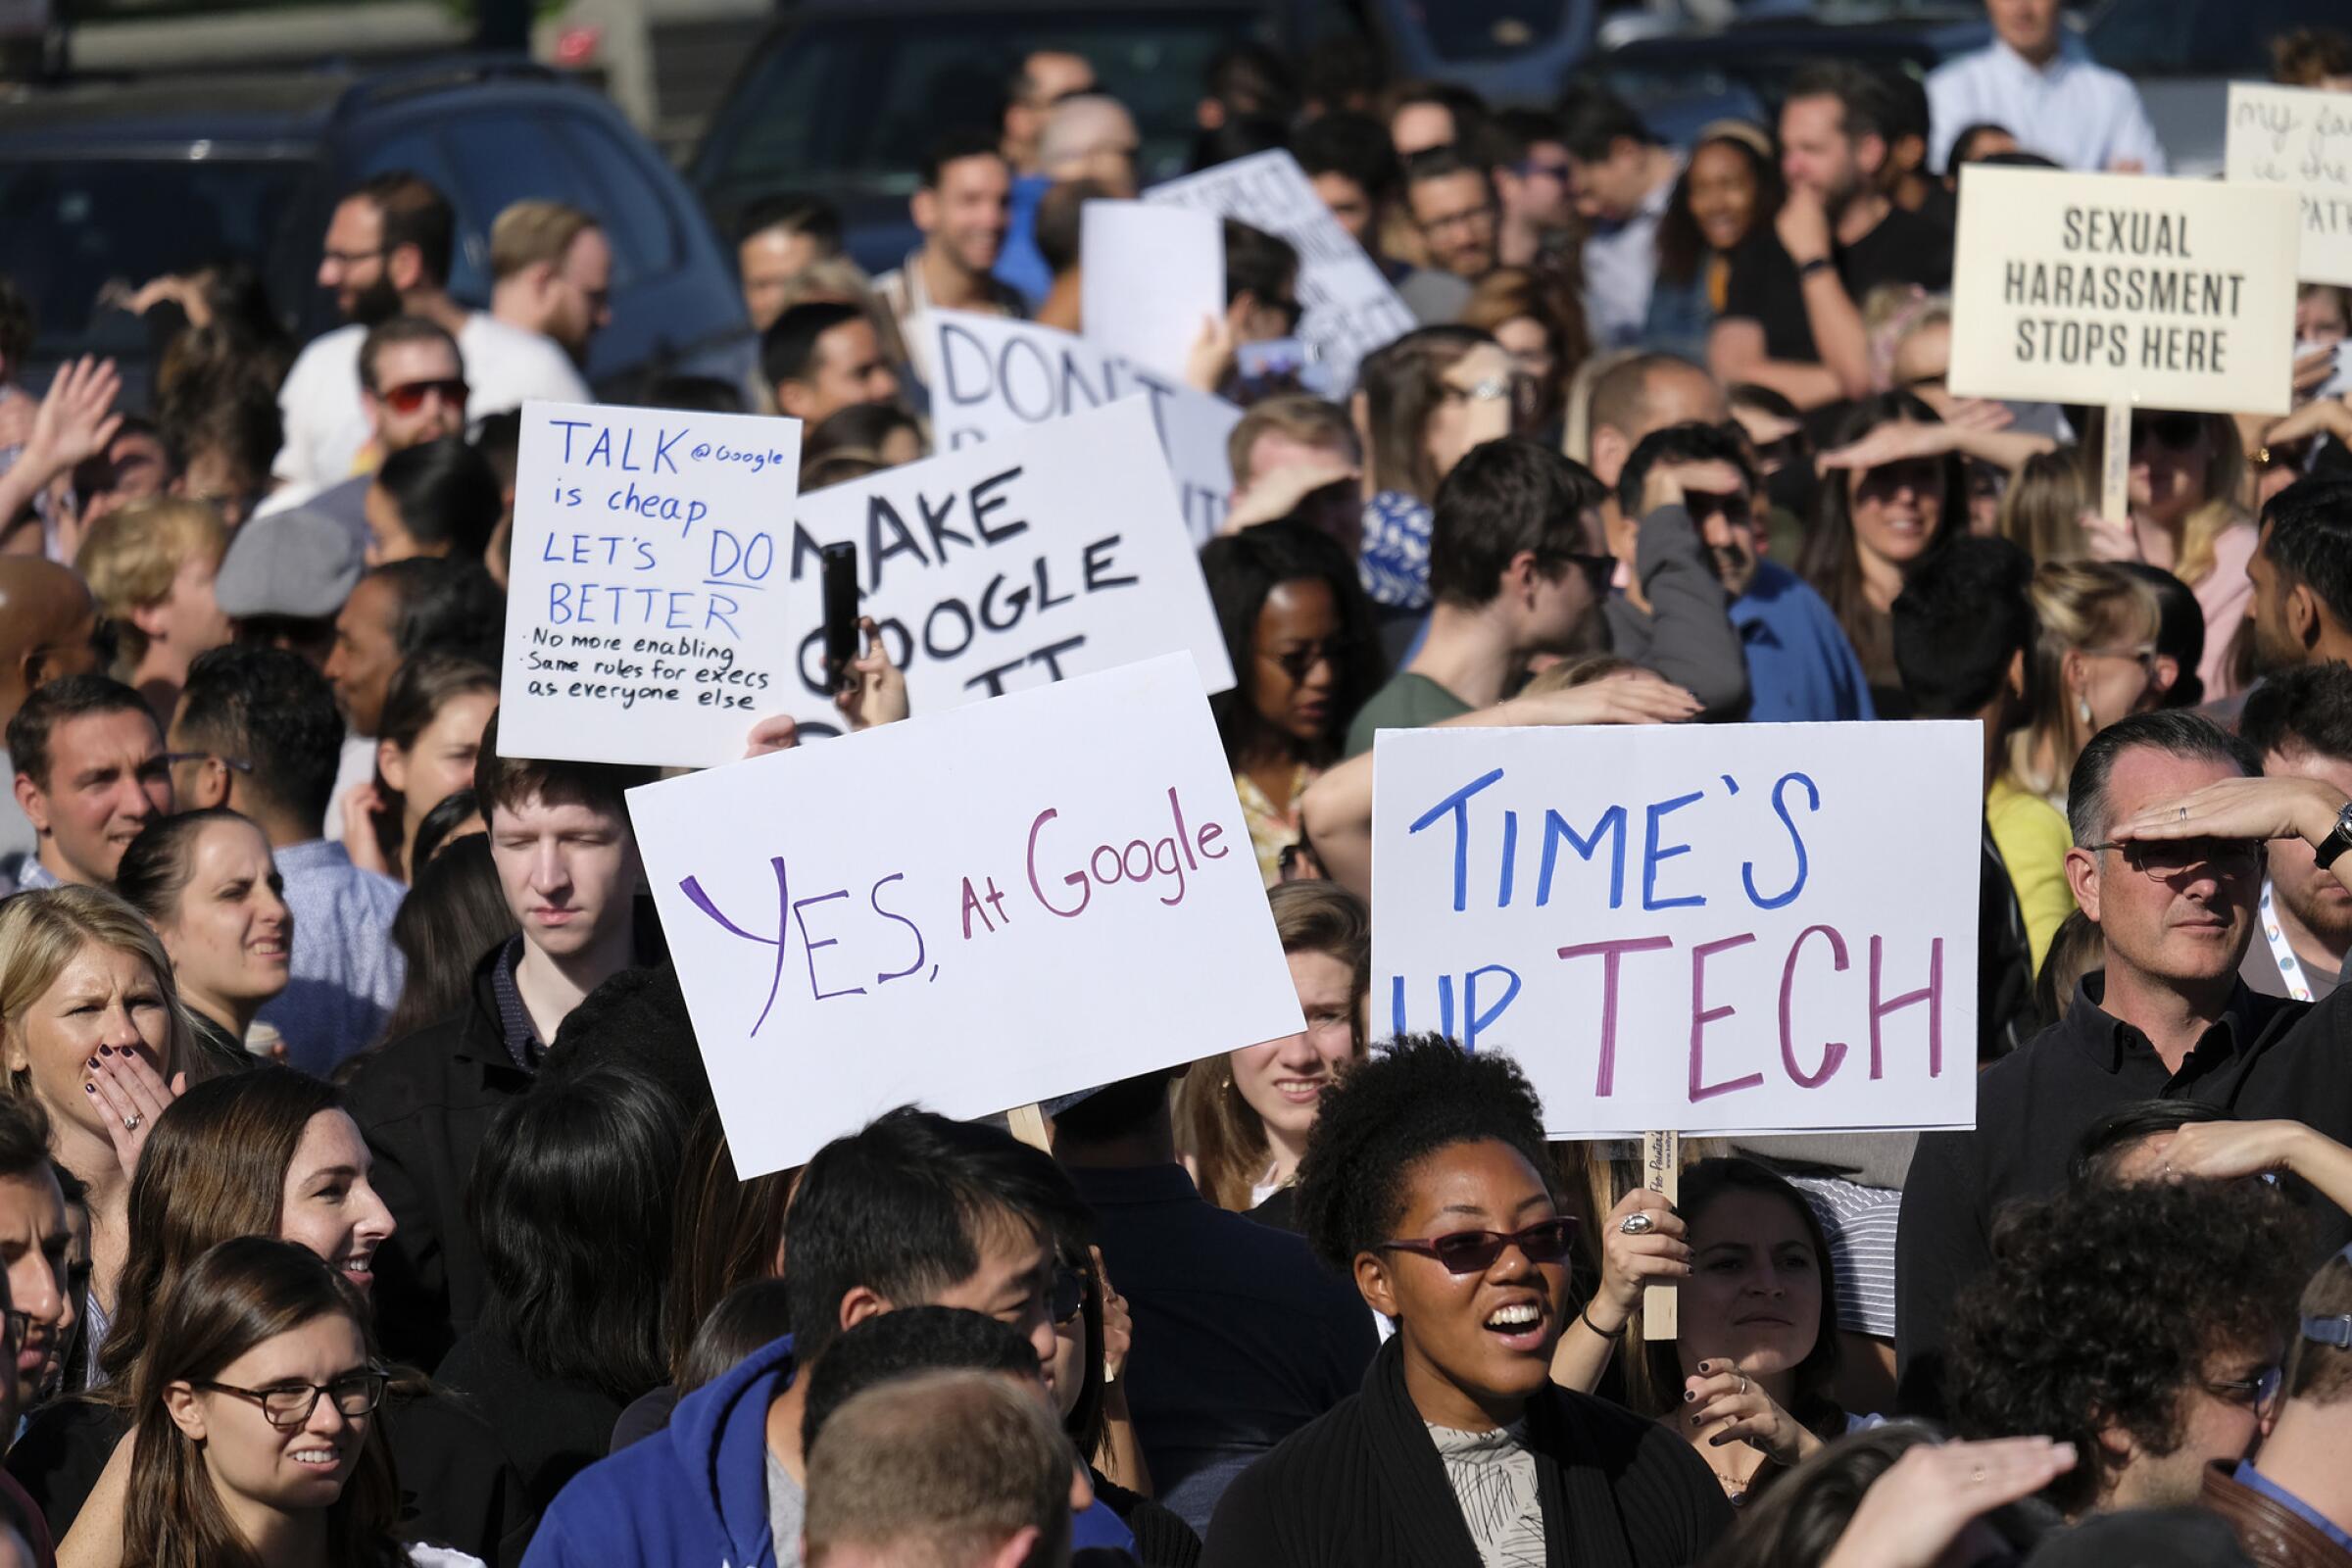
[2085,0,2342,76]
[701,9,1258,201]
[0,156,312,359]
[1410,0,1573,62]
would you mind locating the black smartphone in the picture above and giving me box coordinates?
[820,542,860,693]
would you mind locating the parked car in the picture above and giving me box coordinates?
[0,58,754,406]
[2082,0,2349,176]
[690,0,1303,275]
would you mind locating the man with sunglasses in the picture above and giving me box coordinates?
[1899,710,2352,1409]
[525,1108,1093,1568]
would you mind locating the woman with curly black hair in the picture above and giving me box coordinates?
[1945,1175,2306,1519]
[1200,1034,1732,1567]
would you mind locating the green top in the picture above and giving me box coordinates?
[1345,671,1473,759]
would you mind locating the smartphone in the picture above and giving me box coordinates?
[819,542,860,693]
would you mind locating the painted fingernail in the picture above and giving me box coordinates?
[82,1083,93,1094]
[1690,1414,1701,1426]
[1709,1434,1731,1447]
[1683,1390,1696,1402]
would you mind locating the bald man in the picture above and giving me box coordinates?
[1038,94,1140,198]
[0,559,102,886]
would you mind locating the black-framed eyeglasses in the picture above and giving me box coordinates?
[319,245,387,269]
[163,751,254,775]
[1377,1216,1578,1275]
[195,1368,388,1430]
[2205,1364,2282,1418]
[1050,1264,1087,1326]
[2087,837,2265,880]
[1420,201,1497,237]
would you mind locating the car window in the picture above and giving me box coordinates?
[549,117,683,284]
[346,125,483,297]
[2087,0,2338,76]
[415,111,610,300]
[1412,0,1575,63]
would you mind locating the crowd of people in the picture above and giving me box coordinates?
[2,5,2352,1565]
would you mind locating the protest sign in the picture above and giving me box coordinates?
[1081,200,1224,381]
[1147,148,1416,393]
[2226,83,2352,287]
[498,399,802,769]
[777,396,1233,737]
[1946,165,2300,519]
[1371,721,1981,1140]
[629,654,1304,1178]
[927,311,1241,541]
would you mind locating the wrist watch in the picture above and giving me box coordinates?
[2317,802,2352,870]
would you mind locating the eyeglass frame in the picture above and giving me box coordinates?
[192,1367,390,1431]
[376,377,470,416]
[2204,1363,2283,1417]
[2083,836,2267,880]
[1375,1216,1579,1276]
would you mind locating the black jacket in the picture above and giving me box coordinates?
[1200,1337,1732,1568]
[343,948,531,1368]
[437,1326,629,1520]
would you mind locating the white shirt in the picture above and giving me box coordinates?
[1581,161,1680,351]
[271,314,592,493]
[1927,36,2169,175]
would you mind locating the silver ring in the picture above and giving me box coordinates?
[122,1112,141,1133]
[1969,1466,1987,1485]
[1738,1374,1749,1395]
[1619,1212,1656,1236]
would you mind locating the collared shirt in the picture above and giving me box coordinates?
[10,857,58,894]
[2234,1460,2352,1554]
[1896,974,2352,1395]
[870,247,1026,388]
[1926,36,2169,174]
[254,838,406,1077]
[1581,164,1680,350]
[1728,560,1877,724]
[487,934,547,1073]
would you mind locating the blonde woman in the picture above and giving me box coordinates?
[2080,410,2254,699]
[1178,883,1368,1216]
[0,887,193,1386]
[1997,451,2095,564]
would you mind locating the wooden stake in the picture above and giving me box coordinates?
[1006,1102,1050,1152]
[1641,1130,1681,1341]
[2101,401,2132,524]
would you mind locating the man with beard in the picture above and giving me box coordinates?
[872,129,1024,387]
[2238,664,2352,1002]
[272,172,590,497]
[1614,421,1875,721]
[2247,478,2352,672]
[1713,63,1952,411]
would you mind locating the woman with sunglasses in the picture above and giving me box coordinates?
[1202,1036,1732,1566]
[2080,408,2254,700]
[16,1066,529,1566]
[1200,524,1388,886]
[1047,1245,1200,1567]
[120,1235,478,1567]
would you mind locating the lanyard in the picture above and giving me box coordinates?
[2261,880,2317,1004]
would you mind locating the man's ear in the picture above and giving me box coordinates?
[838,1285,890,1338]
[385,242,424,296]
[1354,1250,1399,1318]
[1857,133,1889,180]
[184,760,230,812]
[128,601,172,645]
[910,188,940,235]
[2065,845,2103,923]
[12,773,48,837]
[1591,425,1629,490]
[775,381,812,421]
[986,1524,1045,1568]
[2288,582,2323,650]
[2006,646,2029,703]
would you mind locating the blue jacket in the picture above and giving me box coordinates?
[1730,561,1878,723]
[524,1333,794,1568]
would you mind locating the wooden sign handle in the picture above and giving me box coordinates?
[1006,1102,1051,1152]
[2101,401,2132,525]
[1641,1130,1680,1342]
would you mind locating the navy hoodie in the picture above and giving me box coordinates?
[524,1333,795,1568]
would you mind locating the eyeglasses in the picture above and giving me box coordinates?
[378,378,468,416]
[1259,635,1363,683]
[1516,158,1572,182]
[195,1368,389,1431]
[2082,643,2158,673]
[1680,488,1754,525]
[1442,375,1512,405]
[2086,837,2265,880]
[1377,1215,1578,1275]
[1051,1265,1086,1326]
[2131,413,2204,454]
[319,246,386,269]
[162,751,253,775]
[1420,201,1497,237]
[2205,1364,2282,1419]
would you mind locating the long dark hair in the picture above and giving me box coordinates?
[1795,391,1961,656]
[123,1237,402,1568]
[379,835,515,1045]
[1200,521,1387,770]
[665,1109,796,1386]
[368,652,496,880]
[469,1063,686,1403]
[114,808,264,930]
[1655,130,1784,287]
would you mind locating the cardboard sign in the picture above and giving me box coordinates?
[499,399,803,769]
[629,654,1304,1177]
[1946,165,2300,416]
[2226,83,2352,288]
[927,311,1242,542]
[777,397,1233,738]
[1147,149,1417,393]
[1370,722,1981,1138]
[1081,200,1225,381]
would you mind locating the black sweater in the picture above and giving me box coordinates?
[1201,1338,1731,1568]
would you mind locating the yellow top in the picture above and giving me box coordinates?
[1988,773,2078,976]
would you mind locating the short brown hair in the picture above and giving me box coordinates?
[2288,1249,2352,1404]
[490,200,599,282]
[2275,26,2352,85]
[359,314,461,395]
[804,1369,1073,1568]
[1225,394,1358,488]
[472,709,658,825]
[74,499,230,667]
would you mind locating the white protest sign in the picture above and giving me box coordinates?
[774,397,1232,737]
[1147,149,1416,393]
[499,399,802,769]
[926,311,1241,542]
[2227,83,2352,287]
[1947,165,2300,416]
[630,654,1304,1177]
[1081,200,1224,381]
[1371,722,1981,1138]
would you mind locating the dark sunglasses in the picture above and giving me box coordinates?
[1051,1264,1086,1326]
[1260,634,1364,683]
[1516,158,1572,181]
[1378,1216,1578,1275]
[379,377,468,415]
[1680,487,1752,524]
[2087,836,2264,880]
[2131,412,2203,454]
[1751,431,1808,473]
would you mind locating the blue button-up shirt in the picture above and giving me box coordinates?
[1927,36,2169,174]
[2234,1460,2352,1554]
[255,839,405,1076]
